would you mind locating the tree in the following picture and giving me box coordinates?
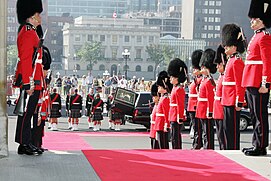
[7,45,18,75]
[146,44,175,79]
[77,41,102,70]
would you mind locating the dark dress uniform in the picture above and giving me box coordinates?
[92,98,104,121]
[66,94,70,117]
[86,93,94,116]
[50,92,62,118]
[242,24,271,155]
[69,93,82,118]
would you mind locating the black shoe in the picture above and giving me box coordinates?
[39,147,48,152]
[244,147,267,156]
[242,147,254,153]
[17,144,35,155]
[29,144,43,155]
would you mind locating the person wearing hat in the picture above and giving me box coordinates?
[221,23,246,150]
[242,0,271,156]
[86,88,95,129]
[149,82,160,149]
[213,45,227,150]
[49,88,62,131]
[15,0,44,155]
[91,93,104,131]
[195,49,217,150]
[188,50,203,149]
[167,58,188,149]
[154,71,173,149]
[69,89,82,131]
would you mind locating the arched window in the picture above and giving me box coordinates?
[75,64,80,70]
[135,65,141,72]
[148,65,153,72]
[87,64,92,70]
[99,64,105,71]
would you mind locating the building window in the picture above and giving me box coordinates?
[147,65,153,72]
[215,17,221,22]
[204,1,208,5]
[87,35,93,41]
[208,25,214,30]
[215,9,221,14]
[208,33,214,38]
[208,17,214,22]
[135,65,141,72]
[214,34,221,38]
[196,9,201,14]
[209,1,215,6]
[137,36,142,43]
[149,36,154,43]
[216,1,222,6]
[203,25,208,30]
[112,35,118,44]
[112,48,117,59]
[136,49,142,58]
[201,33,207,38]
[215,26,221,31]
[51,40,57,44]
[209,9,214,14]
[101,48,105,58]
[99,64,105,71]
[203,17,208,22]
[202,9,208,14]
[124,36,130,43]
[100,35,105,42]
[75,35,81,42]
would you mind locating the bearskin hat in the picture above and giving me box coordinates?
[167,58,188,84]
[248,0,271,28]
[191,49,203,70]
[222,24,246,54]
[150,82,158,97]
[156,71,173,92]
[17,0,43,24]
[200,49,217,74]
[214,44,227,65]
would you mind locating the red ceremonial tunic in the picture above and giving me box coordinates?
[154,95,170,131]
[17,23,43,91]
[195,76,215,119]
[242,29,271,88]
[187,77,202,112]
[213,74,224,120]
[221,54,245,106]
[169,85,185,122]
[40,90,50,120]
[150,104,157,138]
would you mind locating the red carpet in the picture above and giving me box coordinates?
[82,150,268,181]
[43,132,92,151]
[77,132,150,137]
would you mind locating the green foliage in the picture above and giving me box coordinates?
[145,44,175,79]
[77,41,102,70]
[7,45,18,75]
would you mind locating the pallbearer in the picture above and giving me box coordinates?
[167,58,187,149]
[149,82,159,149]
[92,93,104,131]
[221,23,246,150]
[195,49,216,149]
[242,0,271,156]
[49,88,62,131]
[154,71,172,149]
[69,88,82,131]
[213,45,227,150]
[86,88,94,129]
[188,50,203,149]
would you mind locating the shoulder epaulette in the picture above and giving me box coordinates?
[263,30,270,35]
[25,24,32,31]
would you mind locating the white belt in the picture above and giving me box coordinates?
[88,102,92,104]
[170,103,178,107]
[35,59,42,64]
[150,121,155,124]
[245,60,263,65]
[45,96,49,99]
[52,102,59,104]
[198,97,208,102]
[38,99,43,104]
[73,103,80,105]
[156,113,165,117]
[95,107,102,109]
[189,94,198,98]
[214,96,221,101]
[222,82,236,86]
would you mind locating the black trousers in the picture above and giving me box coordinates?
[170,122,182,149]
[190,112,203,149]
[15,90,40,145]
[156,131,169,149]
[201,119,214,149]
[32,111,45,148]
[150,138,159,149]
[214,119,225,150]
[246,87,270,149]
[223,106,240,150]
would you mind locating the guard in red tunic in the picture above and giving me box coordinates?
[69,89,82,131]
[188,50,203,149]
[167,58,187,149]
[213,45,227,150]
[86,88,94,129]
[15,0,44,155]
[149,82,159,149]
[154,71,172,149]
[221,24,246,150]
[242,0,271,156]
[195,49,216,150]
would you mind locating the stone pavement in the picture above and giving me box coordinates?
[0,116,270,181]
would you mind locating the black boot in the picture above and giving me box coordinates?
[244,147,267,156]
[241,146,254,153]
[17,144,35,155]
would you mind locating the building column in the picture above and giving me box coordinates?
[0,0,8,158]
